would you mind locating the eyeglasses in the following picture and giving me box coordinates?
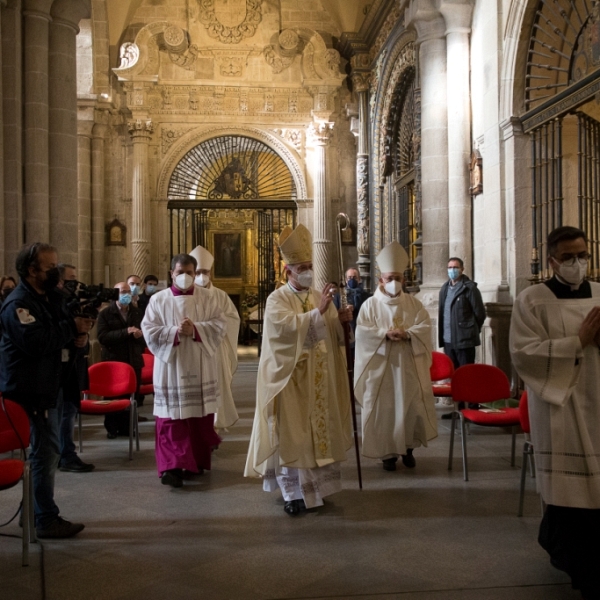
[556,253,590,267]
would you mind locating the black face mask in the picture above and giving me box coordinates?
[1,288,14,299]
[41,267,61,291]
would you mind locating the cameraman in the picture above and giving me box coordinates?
[57,264,94,473]
[0,243,93,538]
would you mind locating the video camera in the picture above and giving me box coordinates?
[62,281,119,319]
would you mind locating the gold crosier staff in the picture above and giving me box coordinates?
[335,213,363,490]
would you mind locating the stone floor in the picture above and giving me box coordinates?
[0,349,580,600]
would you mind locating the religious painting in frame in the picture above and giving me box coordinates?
[213,232,243,278]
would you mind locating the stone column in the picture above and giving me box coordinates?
[91,120,107,284]
[439,0,473,272]
[307,121,334,291]
[128,118,153,279]
[23,0,53,243]
[49,0,90,267]
[352,65,371,292]
[77,118,92,281]
[2,0,23,273]
[407,2,449,298]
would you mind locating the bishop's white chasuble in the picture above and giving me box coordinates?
[354,288,438,458]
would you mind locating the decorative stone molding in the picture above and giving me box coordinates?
[357,155,369,256]
[197,0,262,45]
[369,3,404,62]
[161,127,193,156]
[216,51,251,76]
[157,126,308,200]
[270,128,303,152]
[129,83,315,118]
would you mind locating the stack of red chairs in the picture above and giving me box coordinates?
[430,351,454,400]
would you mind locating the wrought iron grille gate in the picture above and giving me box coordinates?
[529,113,600,282]
[257,211,274,349]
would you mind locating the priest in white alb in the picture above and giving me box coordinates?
[244,224,353,516]
[510,226,600,598]
[142,253,226,488]
[190,244,240,431]
[354,241,437,472]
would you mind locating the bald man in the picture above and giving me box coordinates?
[97,282,147,437]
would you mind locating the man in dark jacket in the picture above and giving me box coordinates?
[0,243,93,538]
[438,257,486,417]
[97,281,146,437]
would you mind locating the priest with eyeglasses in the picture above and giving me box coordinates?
[510,225,600,599]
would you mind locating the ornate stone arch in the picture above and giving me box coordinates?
[157,126,308,200]
[369,29,417,256]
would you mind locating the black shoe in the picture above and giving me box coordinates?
[161,470,183,488]
[401,449,416,468]
[283,499,306,516]
[137,415,149,422]
[441,412,455,420]
[382,457,398,471]
[36,517,85,539]
[106,432,118,439]
[59,456,95,473]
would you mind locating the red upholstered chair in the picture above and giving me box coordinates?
[78,361,139,460]
[517,391,538,517]
[448,364,520,481]
[0,397,34,566]
[139,353,154,396]
[430,351,454,399]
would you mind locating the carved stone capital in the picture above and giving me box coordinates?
[50,0,91,33]
[437,0,474,34]
[307,121,334,147]
[128,119,154,139]
[405,0,446,43]
[352,71,371,93]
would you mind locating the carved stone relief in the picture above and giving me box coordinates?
[197,0,262,45]
[271,128,303,152]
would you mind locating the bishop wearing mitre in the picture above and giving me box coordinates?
[354,241,438,471]
[190,244,241,431]
[244,224,353,516]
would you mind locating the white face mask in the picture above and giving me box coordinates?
[384,280,402,296]
[555,259,588,285]
[195,274,210,287]
[295,270,313,289]
[175,273,194,291]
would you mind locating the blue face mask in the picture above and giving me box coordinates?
[448,268,461,280]
[119,293,132,305]
[129,284,140,296]
[347,279,359,290]
[145,284,156,295]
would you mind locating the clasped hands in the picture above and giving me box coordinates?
[579,306,600,348]
[127,326,143,339]
[178,317,195,337]
[386,328,410,341]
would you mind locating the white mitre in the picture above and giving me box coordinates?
[376,241,409,273]
[279,224,312,265]
[190,245,214,270]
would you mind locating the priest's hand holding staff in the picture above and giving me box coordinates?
[318,282,338,314]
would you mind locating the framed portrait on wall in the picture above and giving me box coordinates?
[213,232,242,278]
